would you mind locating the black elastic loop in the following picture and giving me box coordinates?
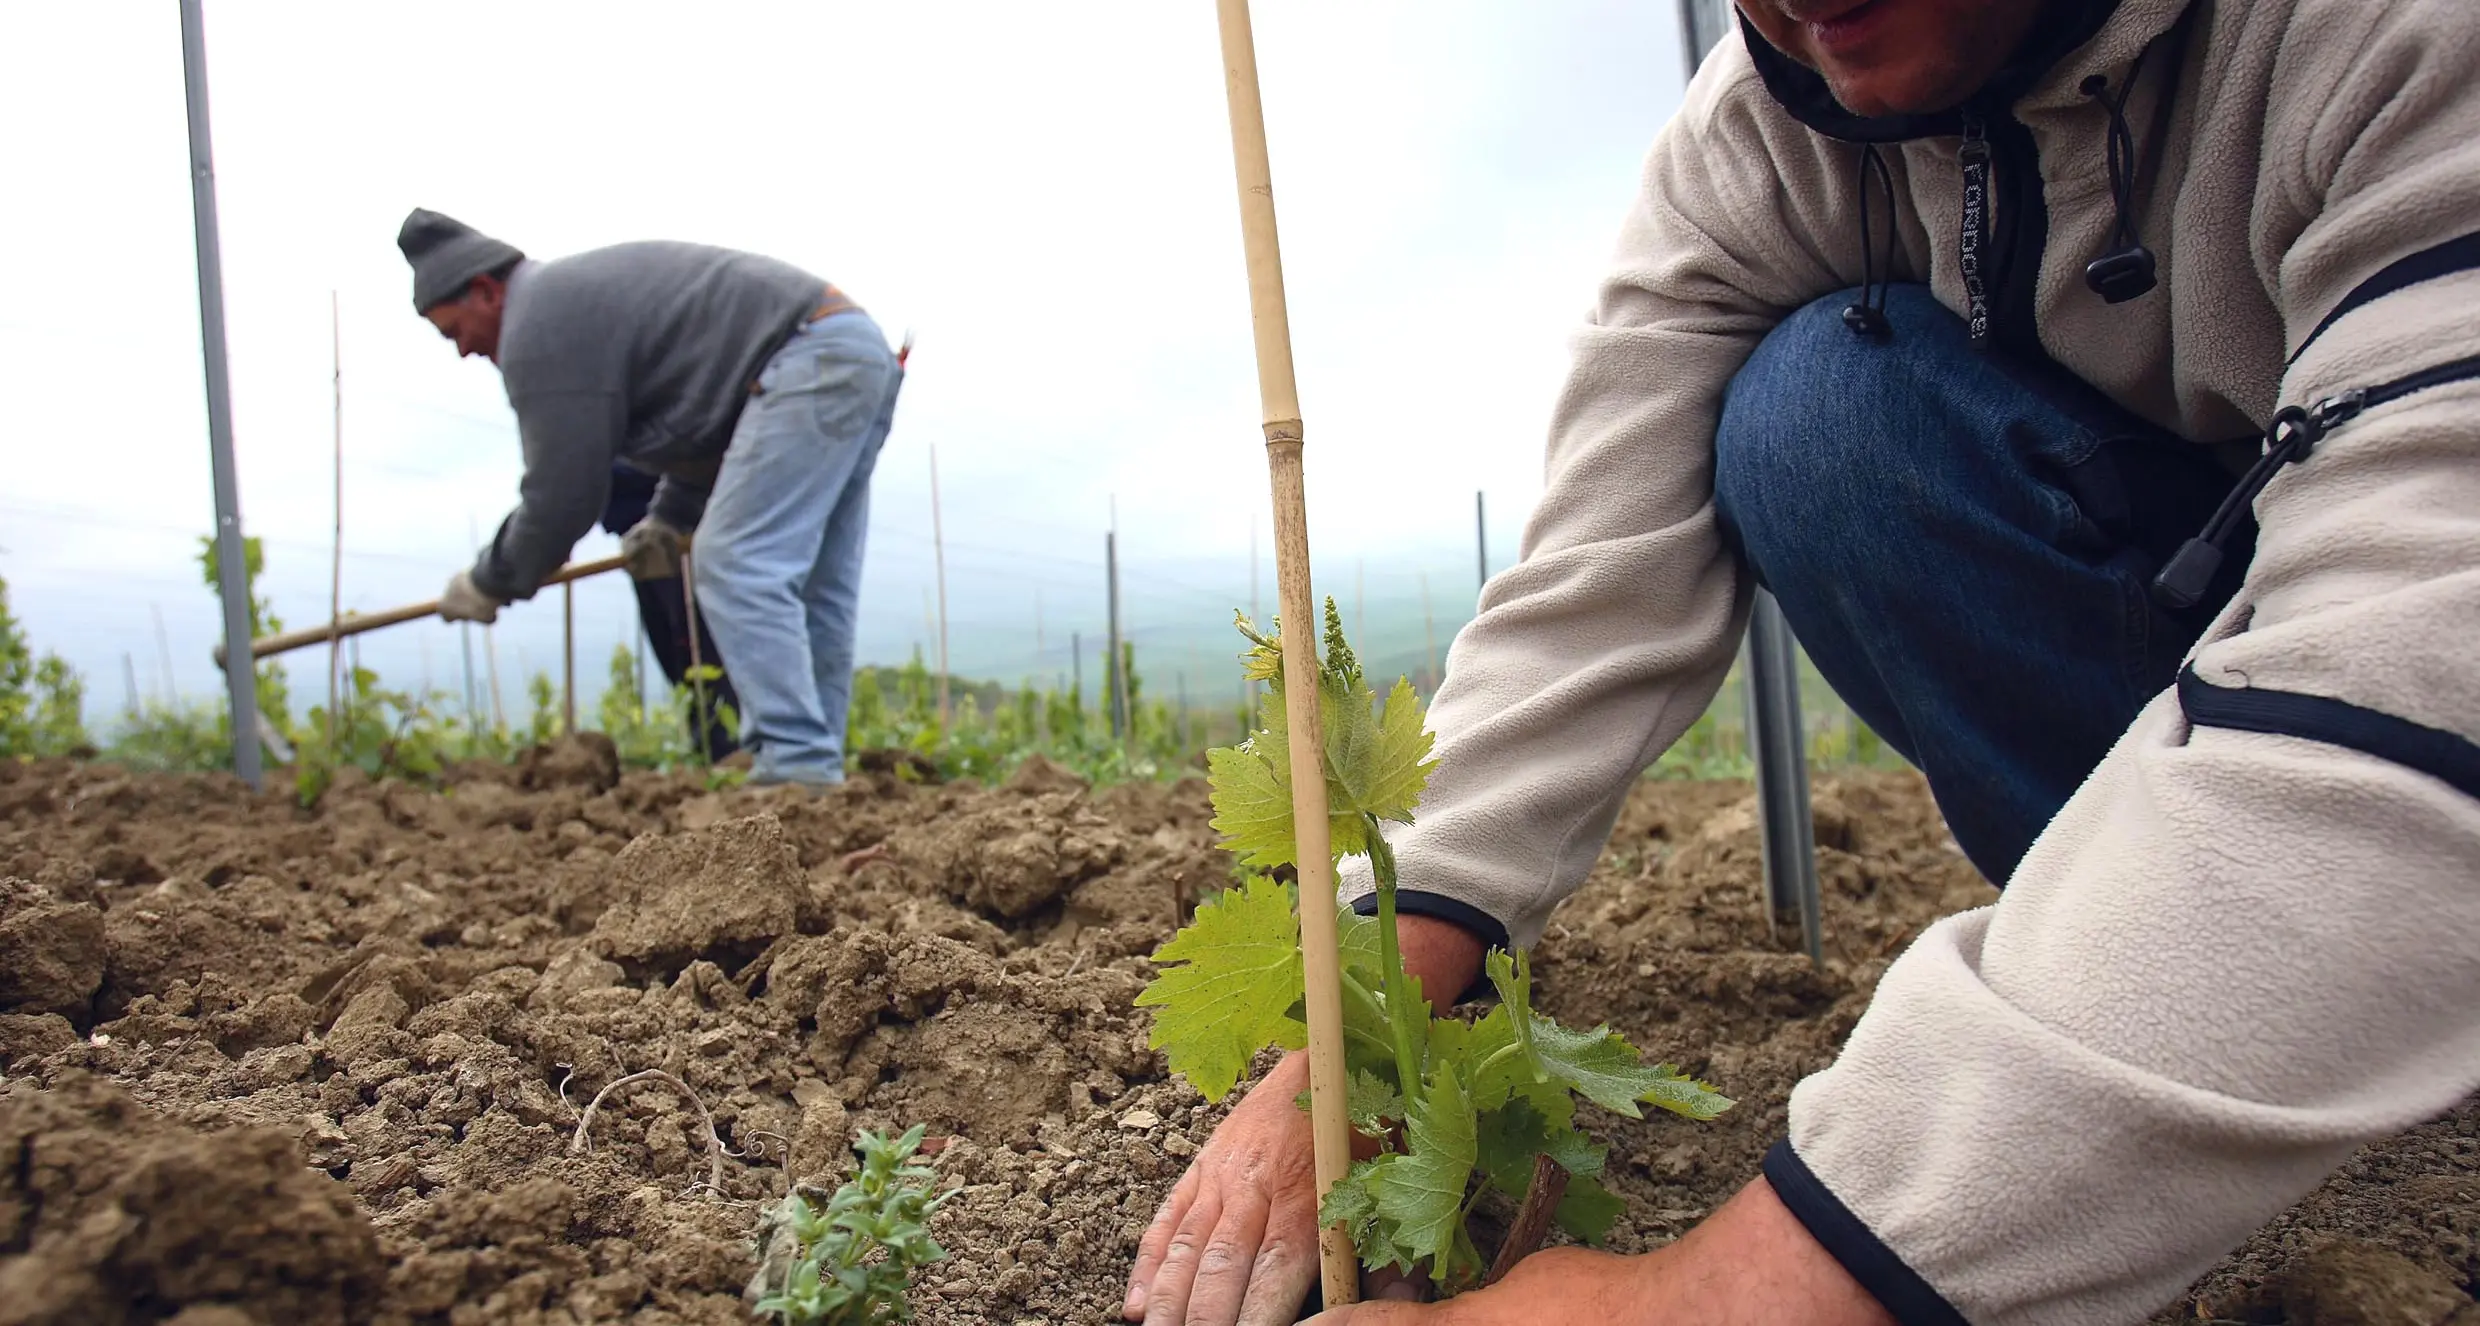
[1845,144,1899,338]
[2079,46,2159,303]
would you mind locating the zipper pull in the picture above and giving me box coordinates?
[1957,114,1994,351]
[2309,388,2366,434]
[2154,357,2480,609]
[2152,405,2325,609]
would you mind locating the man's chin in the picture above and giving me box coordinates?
[1822,67,1972,118]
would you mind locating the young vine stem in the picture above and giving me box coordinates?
[1485,1153,1572,1285]
[1364,816,1427,1108]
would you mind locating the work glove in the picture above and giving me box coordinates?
[438,569,503,624]
[620,515,685,581]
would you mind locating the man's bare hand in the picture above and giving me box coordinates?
[1125,914,1487,1326]
[1124,1052,1323,1326]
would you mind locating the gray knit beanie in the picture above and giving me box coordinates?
[397,208,525,312]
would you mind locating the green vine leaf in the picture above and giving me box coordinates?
[1371,1062,1478,1278]
[1554,1175,1626,1245]
[1205,743,1298,870]
[1344,677,1438,828]
[1487,947,1732,1122]
[1209,606,1438,866]
[1474,1095,1602,1200]
[1292,1067,1406,1136]
[1134,876,1306,1102]
[1348,1068,1406,1134]
[1631,1065,1737,1122]
[1320,1157,1383,1228]
[1527,1017,1734,1121]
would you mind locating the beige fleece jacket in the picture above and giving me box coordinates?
[1343,1,2480,1321]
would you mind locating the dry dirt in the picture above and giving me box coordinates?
[0,742,2471,1325]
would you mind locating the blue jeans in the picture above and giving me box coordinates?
[1713,284,2252,885]
[693,312,901,784]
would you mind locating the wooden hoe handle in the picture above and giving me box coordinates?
[217,552,631,664]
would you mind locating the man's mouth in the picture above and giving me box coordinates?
[1799,0,1894,51]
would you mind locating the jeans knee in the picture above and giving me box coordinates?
[1713,283,1976,572]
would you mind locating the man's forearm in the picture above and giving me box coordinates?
[1396,913,1487,1010]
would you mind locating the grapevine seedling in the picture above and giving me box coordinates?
[748,1124,952,1326]
[1138,605,1732,1294]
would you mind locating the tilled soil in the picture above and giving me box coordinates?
[0,743,2471,1325]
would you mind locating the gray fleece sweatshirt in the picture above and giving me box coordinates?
[468,241,825,600]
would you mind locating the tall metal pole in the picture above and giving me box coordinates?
[1475,490,1488,595]
[1420,570,1438,694]
[1673,0,1822,967]
[930,443,951,729]
[180,0,262,788]
[329,291,344,744]
[1747,600,1823,964]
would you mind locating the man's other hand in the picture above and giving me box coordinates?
[619,515,684,580]
[1126,913,1487,1326]
[1305,1179,1899,1326]
[438,570,502,624]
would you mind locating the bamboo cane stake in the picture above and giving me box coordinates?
[152,604,177,706]
[485,623,506,733]
[930,442,951,730]
[1212,0,1357,1301]
[328,290,343,744]
[682,553,712,758]
[562,579,577,734]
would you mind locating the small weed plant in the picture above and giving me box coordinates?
[750,1125,951,1326]
[1139,605,1731,1293]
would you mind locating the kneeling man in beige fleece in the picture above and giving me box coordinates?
[1125,0,2480,1323]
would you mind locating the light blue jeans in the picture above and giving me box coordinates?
[693,312,901,784]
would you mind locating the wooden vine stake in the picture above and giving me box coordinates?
[1212,0,1357,1304]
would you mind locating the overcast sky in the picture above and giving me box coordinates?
[0,2,1695,725]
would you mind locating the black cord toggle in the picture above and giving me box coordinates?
[2081,66,2158,304]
